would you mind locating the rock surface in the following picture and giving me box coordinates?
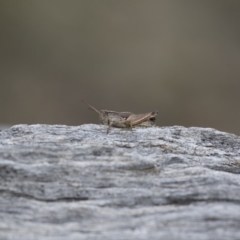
[0,124,240,240]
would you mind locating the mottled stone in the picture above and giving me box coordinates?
[0,124,240,240]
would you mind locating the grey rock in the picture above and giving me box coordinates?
[0,124,240,240]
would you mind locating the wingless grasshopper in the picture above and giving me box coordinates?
[82,100,158,133]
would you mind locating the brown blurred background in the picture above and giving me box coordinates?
[0,1,240,134]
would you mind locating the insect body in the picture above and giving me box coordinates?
[82,100,158,133]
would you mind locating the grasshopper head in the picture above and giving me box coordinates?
[99,110,109,125]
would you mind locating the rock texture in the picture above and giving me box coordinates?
[0,124,240,240]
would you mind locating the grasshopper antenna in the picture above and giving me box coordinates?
[81,99,102,115]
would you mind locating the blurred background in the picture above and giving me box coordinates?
[0,1,240,134]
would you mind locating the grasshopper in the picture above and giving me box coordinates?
[82,100,158,133]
